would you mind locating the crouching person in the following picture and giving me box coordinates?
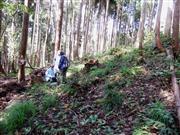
[45,64,57,82]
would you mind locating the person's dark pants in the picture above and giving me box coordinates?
[51,77,57,82]
[60,68,68,83]
[48,77,57,82]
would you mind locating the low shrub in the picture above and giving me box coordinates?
[98,83,124,111]
[42,94,58,111]
[133,102,178,135]
[0,101,36,134]
[90,67,110,78]
[60,84,77,95]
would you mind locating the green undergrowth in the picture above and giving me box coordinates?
[0,101,37,134]
[133,102,179,135]
[71,47,142,89]
[42,94,58,111]
[17,42,179,134]
[59,84,77,95]
[96,82,125,112]
[68,63,84,74]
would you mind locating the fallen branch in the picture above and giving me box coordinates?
[172,71,180,126]
[124,108,138,118]
[166,47,180,126]
[0,80,25,97]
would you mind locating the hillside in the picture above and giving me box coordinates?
[0,43,180,135]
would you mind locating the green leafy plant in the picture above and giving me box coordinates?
[30,83,50,94]
[160,33,172,47]
[109,47,123,57]
[105,60,117,69]
[81,115,98,125]
[120,66,143,77]
[60,84,77,95]
[147,102,174,126]
[0,101,36,134]
[42,94,58,111]
[90,67,110,78]
[133,102,178,135]
[99,83,124,111]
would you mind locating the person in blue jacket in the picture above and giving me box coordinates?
[58,51,70,83]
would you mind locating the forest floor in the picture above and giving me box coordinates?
[0,45,180,135]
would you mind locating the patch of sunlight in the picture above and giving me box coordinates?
[99,55,114,62]
[120,66,148,77]
[25,68,33,75]
[159,89,174,104]
[137,66,150,76]
[108,74,121,82]
[68,64,84,73]
[121,46,135,53]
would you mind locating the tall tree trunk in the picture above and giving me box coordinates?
[0,9,2,38]
[42,0,52,67]
[83,0,90,56]
[0,7,6,75]
[135,0,146,56]
[72,12,77,60]
[18,0,30,82]
[102,0,109,51]
[31,0,40,66]
[68,0,73,60]
[148,0,156,31]
[64,1,69,54]
[75,0,83,59]
[114,3,122,47]
[154,0,164,52]
[54,0,64,56]
[2,35,8,73]
[36,27,41,67]
[110,19,116,48]
[96,6,101,53]
[34,0,40,67]
[164,7,172,36]
[172,0,180,56]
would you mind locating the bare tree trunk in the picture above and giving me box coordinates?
[34,0,40,67]
[96,3,101,52]
[18,0,30,82]
[31,0,40,66]
[172,0,180,56]
[0,9,2,38]
[100,10,105,52]
[114,3,122,47]
[102,0,109,51]
[2,35,8,73]
[164,7,172,36]
[0,7,6,76]
[154,0,164,52]
[54,0,64,56]
[135,0,146,55]
[75,0,83,59]
[83,0,90,56]
[36,28,41,67]
[110,18,116,48]
[64,1,69,54]
[42,0,52,67]
[166,47,180,126]
[148,0,156,31]
[73,12,77,60]
[68,0,73,60]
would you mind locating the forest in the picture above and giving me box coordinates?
[0,0,180,134]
